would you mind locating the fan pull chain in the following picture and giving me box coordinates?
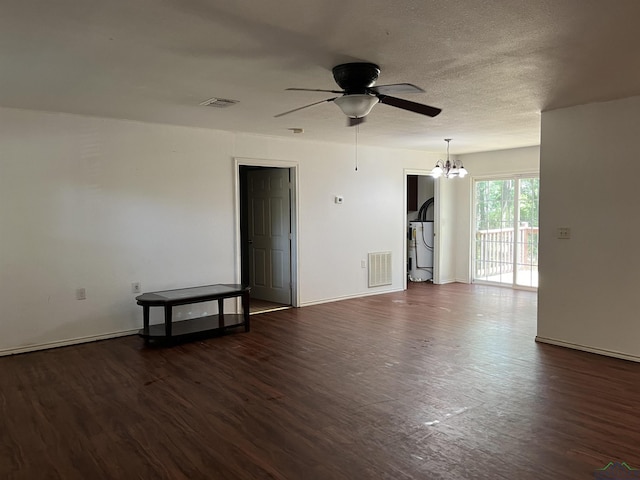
[354,125,359,171]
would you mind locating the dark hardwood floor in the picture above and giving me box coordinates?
[2,282,639,479]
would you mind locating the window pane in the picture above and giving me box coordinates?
[516,177,539,288]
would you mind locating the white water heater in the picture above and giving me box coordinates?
[408,221,434,281]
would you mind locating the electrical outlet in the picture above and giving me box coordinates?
[557,227,571,239]
[131,282,141,294]
[76,288,86,300]
[361,260,367,268]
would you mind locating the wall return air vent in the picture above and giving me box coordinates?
[199,97,239,108]
[368,251,392,287]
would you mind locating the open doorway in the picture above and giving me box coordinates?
[237,161,298,314]
[405,172,438,288]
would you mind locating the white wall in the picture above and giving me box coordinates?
[537,95,640,361]
[435,176,458,283]
[0,106,442,354]
[454,146,540,282]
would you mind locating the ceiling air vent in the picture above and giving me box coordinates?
[199,97,239,108]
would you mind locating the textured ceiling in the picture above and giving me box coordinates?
[1,0,640,153]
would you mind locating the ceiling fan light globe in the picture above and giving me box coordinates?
[334,94,379,118]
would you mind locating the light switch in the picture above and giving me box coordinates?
[335,195,344,204]
[557,227,571,239]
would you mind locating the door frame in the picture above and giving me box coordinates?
[234,157,300,307]
[403,168,441,289]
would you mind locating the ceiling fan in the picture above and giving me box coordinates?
[275,62,442,126]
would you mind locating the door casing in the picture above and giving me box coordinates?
[403,169,441,289]
[234,157,299,307]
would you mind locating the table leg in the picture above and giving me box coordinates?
[242,290,250,332]
[218,298,224,329]
[164,306,172,338]
[142,305,150,333]
[142,305,150,345]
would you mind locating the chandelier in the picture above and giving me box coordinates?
[431,138,467,178]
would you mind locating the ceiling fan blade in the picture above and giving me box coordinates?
[286,87,345,94]
[369,83,425,95]
[274,97,338,118]
[348,116,365,127]
[376,94,442,117]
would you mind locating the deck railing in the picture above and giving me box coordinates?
[475,226,539,277]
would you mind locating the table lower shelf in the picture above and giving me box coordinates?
[138,314,247,343]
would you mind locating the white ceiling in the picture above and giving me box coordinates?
[2,0,640,153]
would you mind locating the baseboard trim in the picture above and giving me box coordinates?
[535,336,640,363]
[0,329,139,357]
[300,287,404,307]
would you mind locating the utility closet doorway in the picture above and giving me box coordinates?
[238,164,298,313]
[406,173,438,286]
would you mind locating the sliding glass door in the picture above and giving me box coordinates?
[473,176,539,288]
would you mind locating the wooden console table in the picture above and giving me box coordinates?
[136,284,250,344]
